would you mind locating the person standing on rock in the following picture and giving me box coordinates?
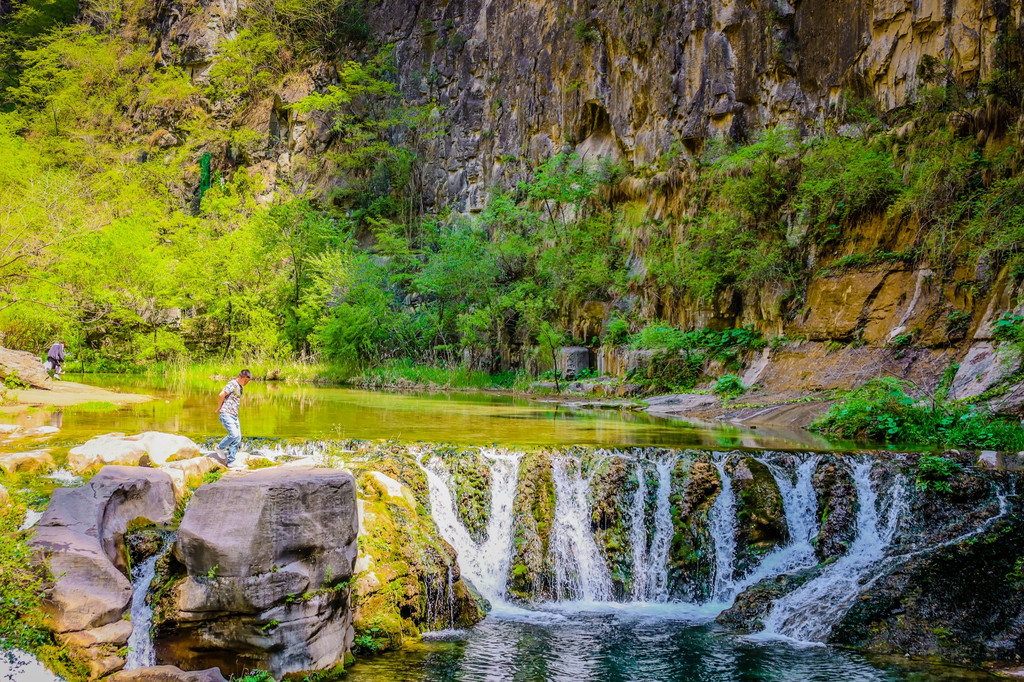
[211,369,251,468]
[45,340,66,380]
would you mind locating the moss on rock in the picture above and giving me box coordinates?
[812,456,857,561]
[589,455,636,598]
[731,457,788,577]
[667,454,720,601]
[506,450,557,602]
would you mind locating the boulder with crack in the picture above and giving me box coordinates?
[29,466,175,679]
[154,467,359,678]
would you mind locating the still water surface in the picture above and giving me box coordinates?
[41,374,851,450]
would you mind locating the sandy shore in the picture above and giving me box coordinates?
[3,380,153,410]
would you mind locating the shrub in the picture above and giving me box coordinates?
[915,454,963,494]
[713,374,746,399]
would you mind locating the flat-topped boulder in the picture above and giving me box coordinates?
[0,449,54,475]
[29,466,175,677]
[0,345,50,388]
[155,467,359,678]
[68,432,201,473]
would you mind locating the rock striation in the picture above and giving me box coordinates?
[29,466,176,679]
[154,468,359,678]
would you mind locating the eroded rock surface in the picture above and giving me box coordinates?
[68,432,201,473]
[0,345,50,388]
[29,466,176,678]
[154,468,359,678]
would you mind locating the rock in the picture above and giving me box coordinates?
[557,346,591,379]
[29,467,175,677]
[731,458,788,575]
[0,424,21,434]
[0,449,54,474]
[812,457,857,561]
[11,425,60,439]
[155,468,360,679]
[0,345,50,388]
[950,342,1022,400]
[978,450,999,468]
[160,456,222,499]
[68,432,201,473]
[667,457,721,602]
[147,129,179,148]
[109,666,227,682]
[506,451,557,602]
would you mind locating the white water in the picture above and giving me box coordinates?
[550,457,614,602]
[709,455,739,604]
[419,449,520,607]
[647,458,675,601]
[125,534,176,670]
[629,462,650,600]
[735,456,821,591]
[759,460,907,643]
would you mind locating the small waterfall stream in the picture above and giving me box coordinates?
[420,449,520,606]
[709,455,739,604]
[551,457,614,602]
[629,462,651,601]
[125,534,176,670]
[647,458,675,601]
[760,460,907,642]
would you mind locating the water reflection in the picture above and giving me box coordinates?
[23,375,863,450]
[345,613,995,681]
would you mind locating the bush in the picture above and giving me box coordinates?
[915,454,963,494]
[812,377,1024,449]
[713,374,746,399]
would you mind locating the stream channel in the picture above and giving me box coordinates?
[14,375,1000,680]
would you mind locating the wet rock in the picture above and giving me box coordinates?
[811,457,856,561]
[351,463,485,651]
[731,458,788,577]
[155,468,359,678]
[589,455,635,598]
[717,565,820,631]
[0,345,50,388]
[0,448,54,475]
[68,432,201,473]
[29,466,175,676]
[667,456,720,601]
[432,448,491,542]
[507,450,557,602]
[109,666,227,682]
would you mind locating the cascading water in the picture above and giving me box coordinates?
[629,462,651,601]
[759,460,907,642]
[709,455,739,604]
[550,457,614,602]
[734,456,820,591]
[419,449,520,606]
[125,534,176,670]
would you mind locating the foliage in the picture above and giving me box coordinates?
[713,374,746,399]
[812,377,1024,449]
[915,455,963,494]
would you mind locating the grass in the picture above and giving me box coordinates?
[350,359,524,391]
[158,358,356,385]
[62,401,121,413]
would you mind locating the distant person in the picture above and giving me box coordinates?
[210,369,252,468]
[45,341,66,380]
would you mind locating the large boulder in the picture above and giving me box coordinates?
[29,466,176,678]
[68,432,201,473]
[155,468,359,679]
[0,345,50,389]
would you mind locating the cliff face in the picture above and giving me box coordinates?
[362,0,1020,210]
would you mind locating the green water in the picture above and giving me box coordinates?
[31,374,852,450]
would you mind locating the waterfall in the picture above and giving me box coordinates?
[709,455,738,604]
[629,462,650,600]
[759,460,907,642]
[420,449,520,606]
[647,458,675,601]
[735,456,820,590]
[125,534,176,670]
[550,457,614,602]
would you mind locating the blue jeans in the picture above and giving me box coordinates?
[217,412,242,462]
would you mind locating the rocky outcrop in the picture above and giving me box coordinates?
[432,448,492,542]
[29,466,176,679]
[0,345,50,388]
[731,457,788,577]
[154,468,359,679]
[68,432,201,473]
[667,455,720,601]
[507,450,557,602]
[589,455,635,598]
[811,457,857,561]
